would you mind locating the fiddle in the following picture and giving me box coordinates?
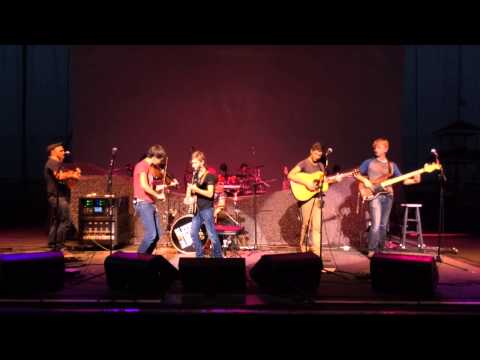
[150,160,179,201]
[149,163,163,179]
[150,164,177,184]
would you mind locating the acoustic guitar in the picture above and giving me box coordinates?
[290,169,358,202]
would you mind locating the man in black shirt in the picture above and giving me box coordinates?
[44,142,81,250]
[187,150,223,258]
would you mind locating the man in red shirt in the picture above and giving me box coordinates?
[133,145,177,254]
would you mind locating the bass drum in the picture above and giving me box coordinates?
[170,214,208,254]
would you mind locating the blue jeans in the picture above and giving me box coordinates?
[135,201,162,254]
[48,196,72,248]
[191,207,223,258]
[368,194,393,251]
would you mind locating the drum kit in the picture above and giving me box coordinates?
[217,164,271,197]
[167,163,275,256]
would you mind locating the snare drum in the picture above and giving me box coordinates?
[170,214,208,254]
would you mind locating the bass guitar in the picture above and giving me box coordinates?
[357,162,441,201]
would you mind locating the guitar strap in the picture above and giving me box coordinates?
[384,159,394,194]
[196,170,209,186]
[387,159,393,178]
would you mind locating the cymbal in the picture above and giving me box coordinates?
[224,185,241,189]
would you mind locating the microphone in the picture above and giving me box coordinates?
[325,147,333,156]
[108,147,118,169]
[64,150,71,156]
[431,148,446,182]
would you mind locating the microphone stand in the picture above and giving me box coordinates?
[317,155,330,265]
[106,149,117,195]
[52,172,61,252]
[253,180,258,250]
[106,149,117,255]
[250,146,259,251]
[184,147,195,191]
[434,154,457,262]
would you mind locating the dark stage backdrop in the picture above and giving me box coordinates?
[72,46,404,186]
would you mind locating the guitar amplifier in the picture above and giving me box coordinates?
[78,196,131,249]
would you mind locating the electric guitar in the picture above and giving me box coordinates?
[184,180,197,214]
[357,162,442,202]
[290,169,358,202]
[183,171,208,214]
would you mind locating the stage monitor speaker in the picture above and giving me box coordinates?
[179,258,246,293]
[0,251,65,293]
[370,253,439,294]
[250,252,323,294]
[104,251,178,293]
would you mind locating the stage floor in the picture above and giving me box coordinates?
[0,229,480,314]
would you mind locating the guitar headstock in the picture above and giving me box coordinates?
[423,162,442,173]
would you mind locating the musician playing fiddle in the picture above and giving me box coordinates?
[133,145,178,254]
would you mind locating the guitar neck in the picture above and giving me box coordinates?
[326,170,356,180]
[380,168,423,187]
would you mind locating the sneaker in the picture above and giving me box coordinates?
[48,243,65,251]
